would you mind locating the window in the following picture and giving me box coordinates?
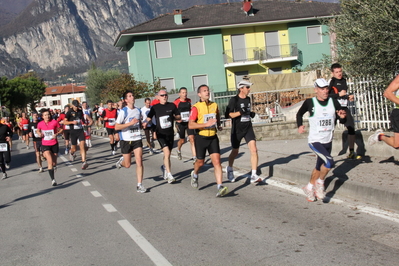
[192,75,208,91]
[155,40,171,58]
[51,100,60,106]
[189,37,205,56]
[160,78,175,92]
[307,26,322,44]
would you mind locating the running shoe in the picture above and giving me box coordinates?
[250,174,262,184]
[356,155,362,160]
[302,186,316,202]
[226,166,235,182]
[190,170,198,189]
[216,186,228,197]
[112,150,116,156]
[160,165,167,179]
[38,167,43,173]
[2,173,7,180]
[149,148,153,155]
[115,156,124,169]
[136,184,147,193]
[81,161,89,170]
[5,163,10,169]
[368,129,383,146]
[69,152,76,161]
[64,148,69,155]
[314,182,326,200]
[347,151,355,159]
[52,179,57,186]
[177,150,182,160]
[166,173,175,184]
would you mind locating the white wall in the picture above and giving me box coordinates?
[38,92,87,111]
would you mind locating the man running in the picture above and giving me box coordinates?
[0,120,13,179]
[28,112,45,173]
[64,100,92,170]
[82,101,93,148]
[328,63,360,159]
[115,91,146,193]
[20,112,30,149]
[369,74,399,149]
[141,98,154,155]
[297,78,347,202]
[174,87,196,162]
[145,90,180,184]
[225,80,262,184]
[57,105,71,155]
[101,100,119,155]
[188,84,229,197]
[37,109,63,186]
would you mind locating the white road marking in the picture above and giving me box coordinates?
[76,174,83,178]
[357,206,399,224]
[71,168,78,172]
[82,181,91,186]
[103,204,117,213]
[118,220,173,266]
[91,191,102,197]
[60,156,68,162]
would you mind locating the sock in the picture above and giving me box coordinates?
[227,166,233,171]
[316,178,324,184]
[251,170,257,176]
[306,183,313,190]
[217,184,223,189]
[137,183,142,186]
[49,169,55,180]
[193,173,198,179]
[114,141,118,149]
[110,143,115,150]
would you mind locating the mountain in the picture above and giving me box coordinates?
[0,0,338,79]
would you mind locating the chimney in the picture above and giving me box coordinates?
[174,9,183,25]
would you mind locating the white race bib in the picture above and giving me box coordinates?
[23,124,28,130]
[317,116,333,132]
[74,119,82,129]
[43,129,54,140]
[240,114,250,122]
[0,143,7,152]
[181,111,190,122]
[204,113,216,129]
[159,115,172,129]
[338,98,348,107]
[32,127,39,138]
[64,124,70,130]
[108,118,116,126]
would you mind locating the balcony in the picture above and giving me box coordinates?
[223,43,299,68]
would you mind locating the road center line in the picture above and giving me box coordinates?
[91,191,102,197]
[118,219,173,266]
[103,204,117,213]
[82,181,91,186]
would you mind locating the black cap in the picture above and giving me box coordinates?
[72,100,80,106]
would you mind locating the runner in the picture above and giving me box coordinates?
[100,100,120,155]
[57,105,71,155]
[296,78,347,202]
[225,80,262,183]
[64,100,92,170]
[145,90,180,184]
[0,120,13,179]
[173,87,196,162]
[82,101,93,148]
[3,117,14,151]
[141,98,154,155]
[328,63,360,159]
[97,103,104,128]
[20,112,30,149]
[114,91,147,193]
[14,113,22,140]
[188,84,229,197]
[37,109,63,186]
[369,74,399,149]
[28,112,45,173]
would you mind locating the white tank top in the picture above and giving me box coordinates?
[308,97,336,144]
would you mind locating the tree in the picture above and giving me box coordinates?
[85,65,120,105]
[327,0,399,86]
[102,73,163,102]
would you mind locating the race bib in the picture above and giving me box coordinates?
[240,114,250,122]
[338,98,348,107]
[0,143,7,152]
[23,124,28,130]
[181,111,190,122]
[159,115,172,129]
[317,116,333,132]
[74,119,82,129]
[43,129,54,140]
[32,127,39,138]
[204,113,216,129]
[108,118,116,126]
[129,126,141,140]
[64,124,70,130]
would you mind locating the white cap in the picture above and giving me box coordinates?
[314,78,329,88]
[237,80,253,89]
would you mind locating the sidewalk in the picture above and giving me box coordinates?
[92,128,399,212]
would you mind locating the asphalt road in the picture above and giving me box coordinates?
[1,135,399,266]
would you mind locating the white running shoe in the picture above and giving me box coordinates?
[216,186,228,197]
[167,173,175,184]
[5,163,10,169]
[177,150,182,160]
[116,157,124,169]
[136,184,147,193]
[160,165,167,179]
[302,186,316,202]
[112,150,116,156]
[250,174,262,184]
[149,148,153,155]
[64,148,69,155]
[190,170,198,189]
[52,179,57,186]
[368,129,383,146]
[81,161,89,170]
[314,182,326,200]
[38,167,43,173]
[226,166,235,182]
[2,173,7,180]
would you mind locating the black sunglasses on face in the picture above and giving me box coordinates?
[159,94,168,97]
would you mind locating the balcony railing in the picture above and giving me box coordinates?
[223,43,298,65]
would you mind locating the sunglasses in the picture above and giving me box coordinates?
[159,94,168,97]
[245,86,251,89]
